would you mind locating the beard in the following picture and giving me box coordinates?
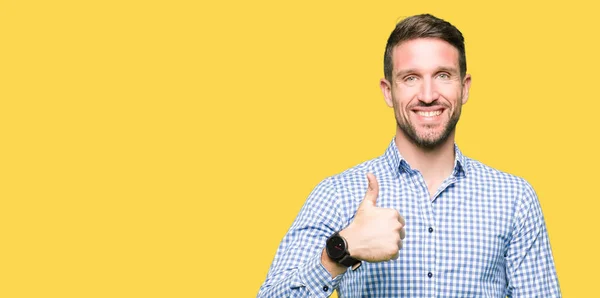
[395,100,462,150]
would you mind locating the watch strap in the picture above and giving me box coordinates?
[338,254,361,270]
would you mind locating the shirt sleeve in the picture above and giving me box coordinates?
[505,180,561,297]
[257,178,348,298]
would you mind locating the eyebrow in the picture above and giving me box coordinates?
[394,66,459,79]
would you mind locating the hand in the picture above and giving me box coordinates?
[339,173,406,262]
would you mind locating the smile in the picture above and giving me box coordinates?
[416,110,442,117]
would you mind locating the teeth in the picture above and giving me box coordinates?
[417,110,442,117]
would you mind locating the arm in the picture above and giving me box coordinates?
[505,181,561,297]
[258,174,405,297]
[257,178,347,298]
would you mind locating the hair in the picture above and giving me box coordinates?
[384,14,467,81]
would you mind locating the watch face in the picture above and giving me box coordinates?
[327,235,346,259]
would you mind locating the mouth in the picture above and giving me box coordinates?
[411,107,446,122]
[416,110,443,117]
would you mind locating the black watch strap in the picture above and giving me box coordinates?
[339,254,361,270]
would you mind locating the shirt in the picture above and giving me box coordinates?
[258,139,561,297]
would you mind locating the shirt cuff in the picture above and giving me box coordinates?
[297,252,346,297]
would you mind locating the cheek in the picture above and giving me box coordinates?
[393,89,416,108]
[437,83,463,101]
[439,94,462,109]
[393,97,410,115]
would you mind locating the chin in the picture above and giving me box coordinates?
[414,138,446,149]
[412,129,453,149]
[397,117,457,149]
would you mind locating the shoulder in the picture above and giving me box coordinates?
[465,157,539,209]
[310,154,391,204]
[466,157,533,190]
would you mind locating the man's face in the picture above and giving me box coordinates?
[381,38,471,149]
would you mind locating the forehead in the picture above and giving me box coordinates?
[392,38,459,73]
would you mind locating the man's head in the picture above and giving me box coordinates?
[384,14,467,82]
[380,14,471,149]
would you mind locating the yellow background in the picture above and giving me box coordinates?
[1,0,596,297]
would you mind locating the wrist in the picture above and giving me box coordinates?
[326,232,362,270]
[321,248,348,278]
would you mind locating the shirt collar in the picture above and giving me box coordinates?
[384,139,468,178]
[452,143,468,178]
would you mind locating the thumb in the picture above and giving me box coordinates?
[360,173,379,208]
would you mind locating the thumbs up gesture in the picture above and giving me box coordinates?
[339,173,406,262]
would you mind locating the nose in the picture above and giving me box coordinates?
[417,78,439,103]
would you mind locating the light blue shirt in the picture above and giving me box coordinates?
[258,139,560,297]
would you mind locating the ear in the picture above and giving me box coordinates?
[461,74,472,105]
[380,78,394,108]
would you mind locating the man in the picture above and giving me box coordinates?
[258,14,560,297]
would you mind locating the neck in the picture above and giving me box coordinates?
[394,129,456,183]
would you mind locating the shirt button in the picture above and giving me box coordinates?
[323,285,329,292]
[427,272,433,278]
[428,227,434,233]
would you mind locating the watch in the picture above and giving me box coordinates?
[326,232,362,270]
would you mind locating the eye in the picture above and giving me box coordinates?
[403,75,418,86]
[404,75,418,82]
[437,73,451,80]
